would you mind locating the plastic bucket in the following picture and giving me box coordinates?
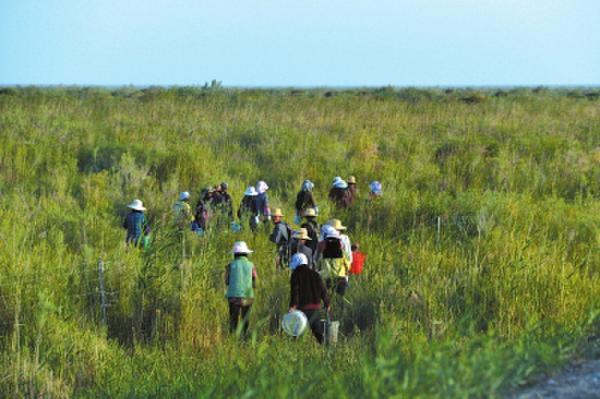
[322,319,339,345]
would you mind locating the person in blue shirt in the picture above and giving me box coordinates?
[123,199,150,247]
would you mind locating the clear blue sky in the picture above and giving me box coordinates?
[1,0,599,86]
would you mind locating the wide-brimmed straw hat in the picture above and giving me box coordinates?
[292,228,312,241]
[127,199,146,211]
[327,218,347,231]
[303,208,317,217]
[244,186,258,196]
[271,208,284,217]
[348,176,357,184]
[232,241,253,254]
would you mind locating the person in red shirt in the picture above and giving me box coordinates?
[350,243,366,275]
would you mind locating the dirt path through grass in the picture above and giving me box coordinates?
[513,359,600,398]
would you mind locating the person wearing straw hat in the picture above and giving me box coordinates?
[238,186,259,231]
[294,180,317,224]
[288,253,330,344]
[123,199,149,247]
[174,191,194,229]
[301,208,320,253]
[347,176,358,205]
[327,219,353,265]
[317,226,350,296]
[269,208,292,270]
[328,176,351,209]
[290,228,314,269]
[225,241,258,335]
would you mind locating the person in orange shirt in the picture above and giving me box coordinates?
[350,243,366,275]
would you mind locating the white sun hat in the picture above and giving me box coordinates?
[282,310,308,337]
[257,180,269,193]
[322,225,340,239]
[232,241,253,254]
[244,186,258,196]
[333,179,348,189]
[179,191,190,201]
[289,253,309,270]
[127,199,146,211]
[369,181,383,196]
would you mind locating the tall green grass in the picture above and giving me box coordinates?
[0,87,598,397]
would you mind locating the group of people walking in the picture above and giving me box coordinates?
[122,176,377,343]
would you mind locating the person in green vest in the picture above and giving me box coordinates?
[225,241,258,335]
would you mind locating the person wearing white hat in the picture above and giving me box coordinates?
[173,191,193,229]
[253,180,271,225]
[328,176,350,209]
[288,253,330,344]
[237,186,260,231]
[123,199,149,247]
[294,180,318,224]
[369,181,383,198]
[225,241,258,335]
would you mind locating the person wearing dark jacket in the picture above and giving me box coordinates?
[329,176,350,209]
[238,186,259,231]
[288,253,330,344]
[217,182,234,219]
[300,208,320,253]
[295,180,317,223]
[347,176,358,205]
[269,208,290,270]
[290,228,314,269]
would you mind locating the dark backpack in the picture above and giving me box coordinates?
[322,238,343,259]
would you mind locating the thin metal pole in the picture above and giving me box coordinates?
[98,259,107,326]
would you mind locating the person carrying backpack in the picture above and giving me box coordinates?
[225,241,257,336]
[317,225,350,296]
[269,208,292,270]
[173,191,194,229]
[295,180,317,224]
[327,219,353,265]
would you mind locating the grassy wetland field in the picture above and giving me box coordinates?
[0,86,599,398]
